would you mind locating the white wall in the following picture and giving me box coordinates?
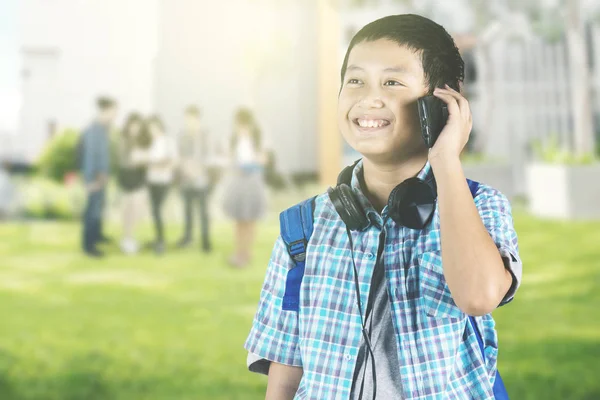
[154,0,318,174]
[18,0,159,161]
[17,0,320,172]
[0,0,20,160]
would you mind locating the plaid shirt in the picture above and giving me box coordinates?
[245,160,522,399]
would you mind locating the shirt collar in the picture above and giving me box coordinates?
[348,158,433,229]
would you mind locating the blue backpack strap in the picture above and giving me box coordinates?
[470,314,509,399]
[466,179,509,399]
[279,196,316,312]
[467,178,480,198]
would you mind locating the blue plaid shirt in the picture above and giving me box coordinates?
[245,160,522,399]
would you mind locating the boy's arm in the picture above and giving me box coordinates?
[244,236,304,395]
[266,362,303,400]
[429,85,521,316]
[432,156,520,316]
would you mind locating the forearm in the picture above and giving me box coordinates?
[431,155,512,315]
[266,362,303,400]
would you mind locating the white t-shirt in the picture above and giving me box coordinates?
[235,135,259,166]
[146,134,178,184]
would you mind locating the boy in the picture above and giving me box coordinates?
[175,105,212,252]
[81,96,118,258]
[245,14,521,399]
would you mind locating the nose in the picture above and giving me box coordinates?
[359,86,384,109]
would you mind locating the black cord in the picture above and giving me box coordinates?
[347,227,386,400]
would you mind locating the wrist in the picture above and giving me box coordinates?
[428,151,461,171]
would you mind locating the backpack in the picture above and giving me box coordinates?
[279,178,509,399]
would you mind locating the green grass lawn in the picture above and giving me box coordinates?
[0,208,599,399]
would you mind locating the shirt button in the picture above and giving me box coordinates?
[365,253,374,259]
[345,354,352,361]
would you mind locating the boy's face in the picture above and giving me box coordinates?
[338,39,429,163]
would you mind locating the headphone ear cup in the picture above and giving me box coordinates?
[388,178,436,230]
[328,184,369,231]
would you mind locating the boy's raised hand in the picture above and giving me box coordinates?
[429,84,473,163]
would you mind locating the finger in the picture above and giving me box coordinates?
[441,85,470,119]
[443,84,463,96]
[443,85,469,108]
[433,89,460,116]
[458,97,470,120]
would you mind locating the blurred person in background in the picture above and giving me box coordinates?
[223,108,267,268]
[80,96,117,258]
[117,113,152,255]
[146,115,178,255]
[175,105,212,252]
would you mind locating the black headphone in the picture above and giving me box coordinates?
[327,159,438,231]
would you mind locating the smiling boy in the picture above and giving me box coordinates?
[244,14,522,399]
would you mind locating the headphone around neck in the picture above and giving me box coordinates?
[327,159,438,231]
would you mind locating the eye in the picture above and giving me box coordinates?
[384,80,403,86]
[347,78,361,85]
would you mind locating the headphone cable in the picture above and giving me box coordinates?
[347,227,386,400]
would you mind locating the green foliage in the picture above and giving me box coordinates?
[530,135,598,165]
[16,176,85,220]
[37,129,80,183]
[37,128,121,183]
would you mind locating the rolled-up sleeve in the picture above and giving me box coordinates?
[244,236,302,375]
[474,184,522,306]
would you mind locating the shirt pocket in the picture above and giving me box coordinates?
[418,251,465,320]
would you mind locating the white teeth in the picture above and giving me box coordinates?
[357,119,388,128]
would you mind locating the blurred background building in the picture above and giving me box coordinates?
[1,0,319,178]
[1,0,600,197]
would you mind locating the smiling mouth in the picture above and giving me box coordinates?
[353,118,391,129]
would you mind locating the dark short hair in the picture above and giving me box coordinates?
[185,105,201,117]
[340,14,464,93]
[96,96,116,110]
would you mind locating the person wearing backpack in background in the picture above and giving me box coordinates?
[244,14,522,399]
[80,96,118,258]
